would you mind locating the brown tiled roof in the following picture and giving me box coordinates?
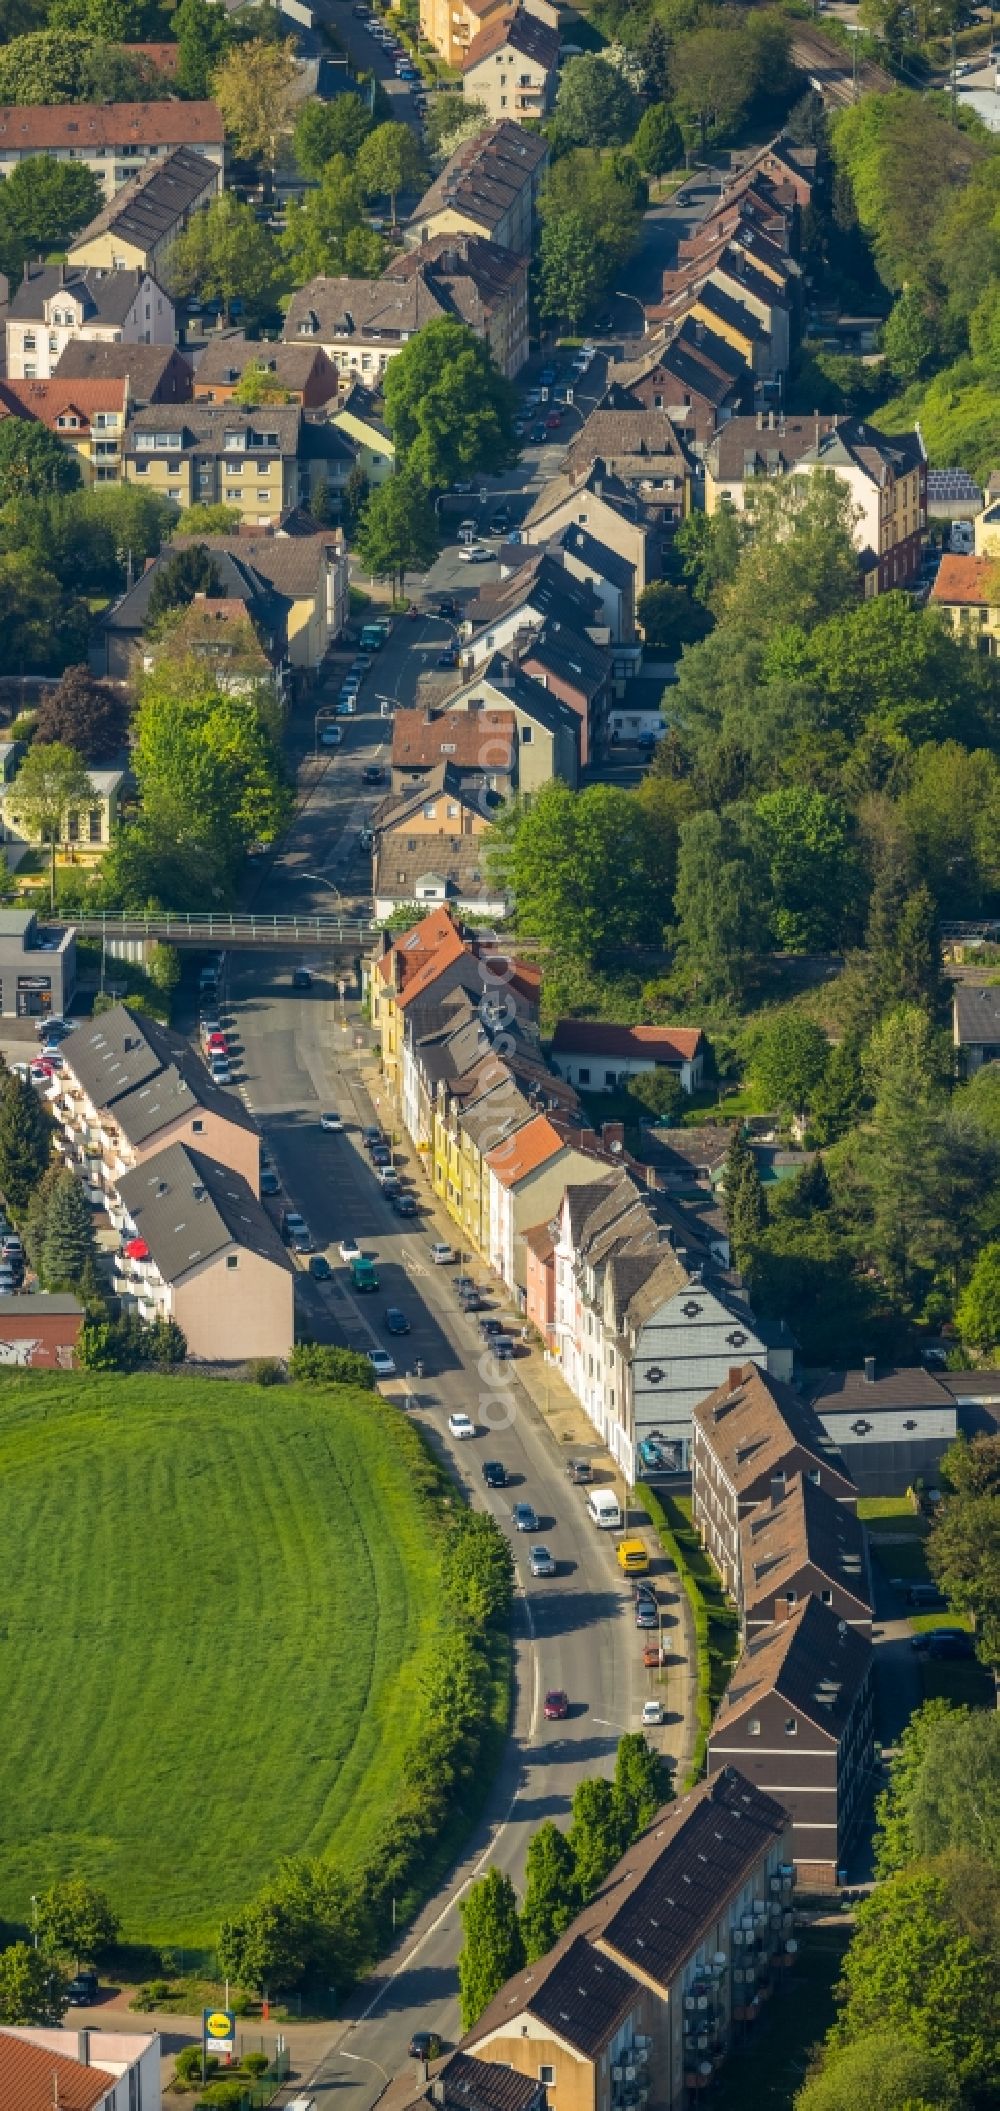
[740,1474,870,1617]
[169,531,335,599]
[409,119,548,237]
[123,40,181,71]
[461,5,559,71]
[803,1365,953,1414]
[931,553,1000,608]
[561,409,692,480]
[0,2034,116,2111]
[384,234,525,331]
[392,707,516,773]
[710,1594,871,1744]
[693,1363,855,1497]
[283,273,448,344]
[551,1019,704,1062]
[0,377,125,430]
[523,1222,555,1261]
[379,907,470,1007]
[485,1110,565,1186]
[433,2052,545,2111]
[194,334,337,398]
[709,413,842,481]
[53,340,192,402]
[0,101,222,148]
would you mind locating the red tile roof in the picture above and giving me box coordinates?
[0,102,223,148]
[550,1019,704,1062]
[485,1110,565,1187]
[0,2034,115,2111]
[122,40,181,71]
[0,377,126,431]
[392,707,516,772]
[378,905,470,1009]
[931,553,1000,607]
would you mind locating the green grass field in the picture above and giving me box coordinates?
[0,1373,450,1947]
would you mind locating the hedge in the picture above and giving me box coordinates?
[639,1485,740,1790]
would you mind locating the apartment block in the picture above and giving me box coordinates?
[0,100,224,200]
[116,1142,293,1362]
[691,1362,856,1599]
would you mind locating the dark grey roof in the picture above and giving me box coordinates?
[476,653,580,736]
[62,1004,256,1138]
[527,1935,638,2055]
[125,404,302,456]
[711,1593,872,1743]
[53,340,192,403]
[434,2054,544,2111]
[118,1142,290,1283]
[101,544,287,644]
[408,119,547,237]
[803,1365,953,1414]
[954,984,1000,1044]
[5,264,154,323]
[0,1293,82,1315]
[64,1006,165,1108]
[522,622,608,699]
[70,146,218,257]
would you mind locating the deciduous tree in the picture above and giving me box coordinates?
[0,1942,67,2024]
[795,2029,953,2111]
[210,37,299,168]
[0,420,81,506]
[568,1777,626,1899]
[632,102,683,177]
[35,665,128,764]
[355,120,425,228]
[293,91,372,177]
[164,192,283,323]
[926,1489,1000,1671]
[35,1879,119,1966]
[173,0,233,97]
[382,317,518,491]
[673,807,767,999]
[956,1241,1000,1355]
[748,1014,829,1121]
[457,1869,525,2029]
[0,156,101,279]
[830,1869,995,2093]
[282,154,387,282]
[722,1126,767,1266]
[613,1732,671,1837]
[554,52,640,147]
[355,473,438,596]
[8,740,93,906]
[520,1823,581,1961]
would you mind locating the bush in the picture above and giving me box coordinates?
[242,2051,269,2077]
[247,1357,285,1386]
[132,1978,173,2011]
[641,1485,739,1787]
[174,2043,217,2083]
[197,2085,245,2110]
[289,1341,376,1388]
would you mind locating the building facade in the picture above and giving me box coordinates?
[0,100,224,200]
[691,1362,857,1599]
[4,265,174,382]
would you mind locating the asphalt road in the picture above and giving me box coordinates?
[311,0,424,130]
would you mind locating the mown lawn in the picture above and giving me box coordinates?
[0,1373,450,1947]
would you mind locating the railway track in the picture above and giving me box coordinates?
[791,26,895,105]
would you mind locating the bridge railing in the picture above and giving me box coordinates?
[74,911,377,945]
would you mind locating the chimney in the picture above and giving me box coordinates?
[415,2059,428,2085]
[863,1355,876,1384]
[756,409,763,430]
[814,408,820,446]
[727,1365,744,1391]
[77,2030,90,2065]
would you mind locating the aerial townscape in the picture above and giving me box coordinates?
[0,0,998,2105]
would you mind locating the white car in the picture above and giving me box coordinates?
[320,1111,344,1132]
[430,1241,455,1264]
[339,1235,362,1263]
[641,1699,664,1728]
[458,544,492,564]
[369,1347,397,1378]
[448,1412,476,1440]
[321,725,343,747]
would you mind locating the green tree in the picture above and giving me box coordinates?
[636,580,709,655]
[926,1490,1000,1672]
[0,420,81,506]
[147,544,222,629]
[795,2030,953,2111]
[173,0,233,97]
[874,1697,956,1877]
[749,1015,829,1121]
[830,1870,995,2093]
[0,1942,67,2025]
[753,787,856,953]
[293,91,372,178]
[717,473,860,639]
[905,1709,1000,1869]
[426,94,488,159]
[0,156,101,279]
[956,1241,1000,1355]
[537,208,601,332]
[0,1064,51,1211]
[537,151,642,330]
[230,363,292,407]
[0,551,87,674]
[669,23,755,146]
[632,102,683,177]
[147,941,181,996]
[164,193,283,324]
[613,1732,671,1838]
[444,1509,514,1627]
[39,1167,97,1290]
[629,1068,685,1123]
[489,781,667,965]
[282,154,387,282]
[457,1869,525,2030]
[210,37,299,168]
[673,807,767,999]
[7,741,93,907]
[722,1126,767,1267]
[355,120,426,228]
[382,316,517,490]
[0,28,159,103]
[520,1823,582,1962]
[35,664,128,764]
[355,473,438,597]
[940,1431,1000,1499]
[554,53,640,147]
[569,1777,626,1899]
[881,287,934,382]
[217,1895,308,1995]
[34,1879,119,1966]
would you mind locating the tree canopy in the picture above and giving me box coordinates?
[382,317,518,490]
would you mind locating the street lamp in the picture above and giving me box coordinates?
[614,289,647,339]
[301,871,344,907]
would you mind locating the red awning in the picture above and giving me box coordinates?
[124,1238,149,1261]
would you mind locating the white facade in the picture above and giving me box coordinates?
[6,275,174,381]
[550,1040,704,1095]
[1,2027,161,2110]
[488,1162,515,1285]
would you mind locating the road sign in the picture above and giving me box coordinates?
[204,2009,236,2058]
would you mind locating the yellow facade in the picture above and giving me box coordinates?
[332,406,395,485]
[689,295,757,367]
[126,454,294,527]
[55,408,125,486]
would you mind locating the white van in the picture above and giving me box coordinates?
[586,1487,622,1530]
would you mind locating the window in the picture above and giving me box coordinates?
[521,724,532,743]
[748,1718,761,1736]
[809,1468,821,1484]
[167,487,181,501]
[227,1254,238,1269]
[23,333,36,351]
[67,811,80,842]
[257,491,270,502]
[538,2068,555,2087]
[578,1066,590,1084]
[821,1589,833,1605]
[604,1070,618,1088]
[785,1716,797,1736]
[89,810,102,843]
[23,365,36,379]
[192,1119,204,1134]
[785,1589,797,1607]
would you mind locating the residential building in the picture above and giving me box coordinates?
[0,2027,161,2111]
[0,1292,83,1369]
[0,376,128,484]
[929,553,1000,652]
[67,145,222,275]
[461,1768,794,2106]
[460,7,560,121]
[691,1362,857,1599]
[607,317,752,453]
[974,494,1000,552]
[739,1474,871,1635]
[560,409,693,530]
[379,2053,546,2111]
[428,1016,572,1254]
[405,120,548,257]
[54,338,193,404]
[707,1596,873,1887]
[391,705,518,797]
[0,762,122,856]
[954,984,1000,1074]
[556,524,637,645]
[486,1111,606,1293]
[549,1020,706,1096]
[706,413,927,594]
[524,1221,556,1345]
[374,811,512,923]
[461,549,605,664]
[51,1003,261,1211]
[372,904,472,1095]
[194,334,340,408]
[143,593,285,696]
[0,101,224,200]
[331,382,395,483]
[521,461,657,592]
[0,906,75,1019]
[124,404,353,526]
[116,1142,294,1362]
[802,1362,957,1496]
[420,0,558,76]
[97,527,347,678]
[653,239,795,379]
[3,264,174,382]
[383,233,530,378]
[428,652,581,789]
[519,627,610,768]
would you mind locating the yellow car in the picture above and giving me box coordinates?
[617,1537,650,1575]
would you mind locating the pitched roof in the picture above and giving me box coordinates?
[376,840,507,905]
[61,1004,256,1139]
[461,5,560,71]
[740,1473,870,1617]
[561,409,692,481]
[169,530,336,599]
[0,2032,116,2111]
[485,1110,566,1186]
[376,2051,545,2111]
[384,232,526,331]
[0,101,223,150]
[68,145,219,257]
[382,906,471,1009]
[520,623,608,701]
[709,412,842,482]
[550,1020,703,1063]
[283,272,449,344]
[464,1770,789,2054]
[693,1362,855,1497]
[710,1593,872,1744]
[556,523,635,590]
[4,264,157,324]
[118,1142,291,1284]
[53,339,192,402]
[931,553,1000,608]
[458,653,581,740]
[125,404,302,455]
[101,544,287,645]
[954,983,1000,1043]
[803,1365,953,1414]
[408,119,548,237]
[392,706,516,773]
[194,332,337,398]
[0,376,126,431]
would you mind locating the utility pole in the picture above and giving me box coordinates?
[951,23,958,124]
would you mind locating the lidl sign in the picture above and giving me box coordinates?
[204,2008,236,2056]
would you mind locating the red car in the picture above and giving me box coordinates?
[545,411,562,429]
[544,1689,568,1720]
[206,1032,227,1051]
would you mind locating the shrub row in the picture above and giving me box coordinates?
[640,1485,739,1789]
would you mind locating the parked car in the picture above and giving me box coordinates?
[454,1274,476,1294]
[641,1699,664,1728]
[309,1254,332,1280]
[209,1060,232,1085]
[566,1457,592,1484]
[363,1127,385,1150]
[492,1334,515,1361]
[530,424,546,444]
[392,1193,418,1216]
[458,1288,483,1311]
[362,764,384,785]
[513,1502,538,1532]
[907,1582,945,1608]
[529,1544,556,1577]
[377,1167,401,1191]
[371,1143,391,1167]
[321,724,343,747]
[292,967,313,989]
[911,1626,973,1656]
[544,1689,568,1720]
[369,1347,396,1378]
[320,1110,344,1132]
[430,1241,455,1264]
[282,1212,314,1253]
[479,1316,504,1338]
[260,1168,280,1196]
[458,543,493,564]
[408,2034,442,2062]
[66,1972,99,2007]
[448,1411,476,1439]
[482,1459,507,1487]
[635,1598,658,1629]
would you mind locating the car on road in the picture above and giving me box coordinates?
[321,724,343,747]
[529,424,546,444]
[408,2034,442,2063]
[529,1544,556,1577]
[430,1240,455,1264]
[512,1502,538,1531]
[309,1254,333,1280]
[351,1255,380,1291]
[458,1287,483,1311]
[363,1126,385,1150]
[482,1459,507,1487]
[437,598,458,619]
[260,1169,280,1196]
[545,411,562,430]
[491,1334,515,1361]
[385,1306,410,1334]
[643,1639,667,1668]
[617,1537,650,1575]
[488,510,510,536]
[392,1192,418,1216]
[448,1411,476,1439]
[544,1689,568,1720]
[454,1273,476,1293]
[566,1457,592,1484]
[459,543,493,563]
[635,1597,658,1628]
[339,1235,362,1263]
[360,826,375,852]
[362,764,384,785]
[369,1347,396,1378]
[370,1143,391,1166]
[479,1316,504,1338]
[282,1212,315,1254]
[38,1016,72,1041]
[320,1110,344,1132]
[66,1971,99,2007]
[209,1058,232,1085]
[436,648,457,668]
[641,1699,664,1728]
[292,967,313,989]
